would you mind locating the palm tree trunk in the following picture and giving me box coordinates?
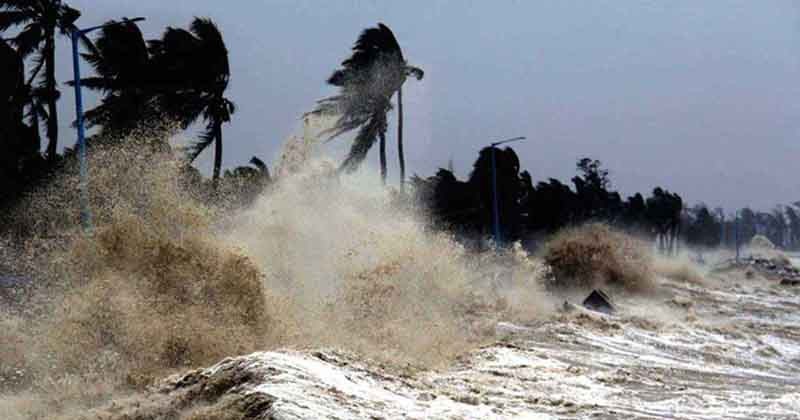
[44,31,58,163]
[379,131,387,185]
[32,105,41,150]
[212,120,223,187]
[397,85,405,192]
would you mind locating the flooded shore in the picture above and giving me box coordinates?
[73,264,800,420]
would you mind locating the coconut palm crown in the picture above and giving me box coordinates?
[311,23,422,178]
[0,0,89,162]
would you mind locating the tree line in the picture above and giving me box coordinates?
[412,146,800,252]
[412,149,684,251]
[684,204,800,251]
[1,2,422,215]
[0,1,273,214]
[0,2,793,252]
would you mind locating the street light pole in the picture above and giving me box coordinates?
[71,29,90,231]
[488,136,526,245]
[735,209,740,263]
[71,17,144,232]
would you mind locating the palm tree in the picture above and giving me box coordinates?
[311,23,422,184]
[150,17,235,186]
[0,0,87,163]
[71,20,161,138]
[0,37,22,126]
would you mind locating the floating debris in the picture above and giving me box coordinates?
[582,289,615,314]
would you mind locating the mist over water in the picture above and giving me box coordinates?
[1,122,798,419]
[0,126,554,418]
[226,157,552,361]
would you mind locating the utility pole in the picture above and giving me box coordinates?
[735,209,740,263]
[71,17,145,232]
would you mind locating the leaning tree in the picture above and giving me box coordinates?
[149,17,235,186]
[0,0,90,162]
[311,23,422,185]
[73,20,160,137]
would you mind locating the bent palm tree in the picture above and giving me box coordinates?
[150,17,235,186]
[72,20,160,137]
[311,23,422,184]
[0,0,87,162]
[0,38,22,124]
[0,37,24,147]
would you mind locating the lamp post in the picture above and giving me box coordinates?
[488,136,526,245]
[71,17,145,232]
[734,209,740,263]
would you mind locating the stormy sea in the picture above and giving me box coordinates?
[1,131,798,420]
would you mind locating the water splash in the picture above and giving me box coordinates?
[0,128,551,418]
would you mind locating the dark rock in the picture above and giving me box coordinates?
[780,278,800,286]
[582,289,615,314]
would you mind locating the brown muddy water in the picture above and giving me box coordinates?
[1,138,798,419]
[56,264,800,420]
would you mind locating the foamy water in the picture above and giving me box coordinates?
[2,134,798,419]
[80,269,800,420]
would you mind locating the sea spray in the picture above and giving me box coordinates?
[0,130,552,418]
[226,153,552,363]
[0,139,276,419]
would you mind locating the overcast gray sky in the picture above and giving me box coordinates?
[49,1,800,211]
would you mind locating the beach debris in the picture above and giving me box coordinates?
[582,289,615,314]
[745,257,799,282]
[715,254,800,285]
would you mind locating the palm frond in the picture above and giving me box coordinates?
[81,104,112,128]
[1,1,38,13]
[156,27,199,57]
[312,94,390,142]
[202,96,234,123]
[11,22,42,57]
[56,5,80,36]
[405,64,424,80]
[328,22,403,86]
[189,17,229,85]
[72,29,98,58]
[185,123,216,163]
[249,156,268,174]
[225,98,236,115]
[24,97,47,125]
[340,111,387,172]
[88,21,148,79]
[150,18,233,133]
[0,10,31,31]
[190,17,225,52]
[25,50,44,85]
[309,22,406,171]
[66,76,111,91]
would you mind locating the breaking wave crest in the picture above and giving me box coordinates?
[0,132,552,418]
